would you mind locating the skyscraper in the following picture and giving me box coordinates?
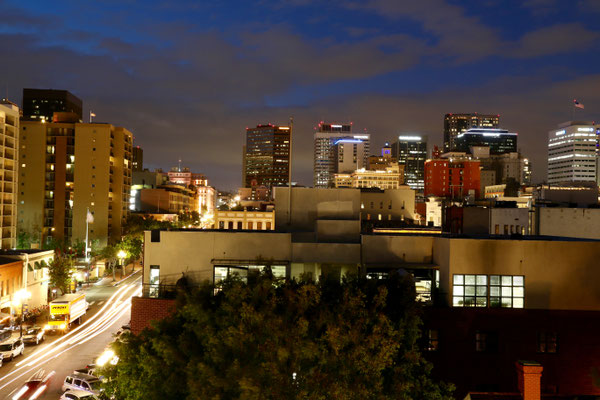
[444,113,499,152]
[19,113,132,247]
[244,124,290,190]
[0,100,19,249]
[313,122,370,188]
[547,121,597,185]
[454,128,517,155]
[391,135,427,190]
[21,88,83,122]
[132,146,143,172]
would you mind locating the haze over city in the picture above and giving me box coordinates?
[2,0,600,189]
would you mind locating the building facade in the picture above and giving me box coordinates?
[21,88,82,122]
[443,113,499,152]
[0,101,19,249]
[19,116,132,247]
[547,121,597,185]
[424,158,481,199]
[313,122,370,188]
[391,135,427,190]
[213,209,275,230]
[454,128,517,155]
[132,146,143,172]
[334,139,366,173]
[334,166,404,190]
[139,185,198,214]
[244,124,290,191]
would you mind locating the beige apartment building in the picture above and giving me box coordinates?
[19,113,132,247]
[213,209,275,230]
[334,165,404,190]
[0,101,19,249]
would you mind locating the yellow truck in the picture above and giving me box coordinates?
[47,293,87,332]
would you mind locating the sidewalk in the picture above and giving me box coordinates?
[94,261,142,287]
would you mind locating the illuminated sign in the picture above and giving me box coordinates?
[577,127,594,132]
[50,304,69,314]
[555,130,565,136]
[353,135,369,139]
[398,136,422,141]
[331,124,342,128]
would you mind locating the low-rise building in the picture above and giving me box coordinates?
[139,185,198,214]
[213,209,275,230]
[334,165,404,190]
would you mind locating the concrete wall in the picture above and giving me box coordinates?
[360,188,416,222]
[362,235,434,266]
[463,207,529,235]
[436,237,600,310]
[537,207,600,240]
[143,230,292,285]
[274,187,360,231]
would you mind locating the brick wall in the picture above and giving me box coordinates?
[130,296,176,335]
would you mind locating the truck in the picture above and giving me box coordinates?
[47,293,87,333]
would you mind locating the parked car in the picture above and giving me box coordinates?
[74,364,97,377]
[8,369,54,400]
[62,372,102,395]
[22,326,45,345]
[59,389,99,400]
[0,337,24,361]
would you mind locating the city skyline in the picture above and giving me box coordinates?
[1,1,600,190]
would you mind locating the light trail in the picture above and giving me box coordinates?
[0,276,141,392]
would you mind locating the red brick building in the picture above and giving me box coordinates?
[424,158,480,199]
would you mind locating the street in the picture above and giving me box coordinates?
[0,272,141,399]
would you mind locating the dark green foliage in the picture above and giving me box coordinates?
[101,272,453,399]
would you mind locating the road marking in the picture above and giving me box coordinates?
[88,301,95,306]
[98,301,104,305]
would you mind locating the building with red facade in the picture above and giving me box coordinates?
[424,157,480,199]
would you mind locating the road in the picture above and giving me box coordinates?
[0,272,141,399]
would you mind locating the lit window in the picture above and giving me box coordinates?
[453,274,487,307]
[426,329,439,351]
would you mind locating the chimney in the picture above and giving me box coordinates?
[516,360,543,400]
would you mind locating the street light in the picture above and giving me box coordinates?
[13,289,31,338]
[117,250,127,279]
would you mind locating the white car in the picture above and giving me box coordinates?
[0,337,24,361]
[60,389,99,400]
[62,373,102,395]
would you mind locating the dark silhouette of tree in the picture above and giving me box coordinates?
[101,272,453,399]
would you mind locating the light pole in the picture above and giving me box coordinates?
[14,289,31,338]
[117,250,127,279]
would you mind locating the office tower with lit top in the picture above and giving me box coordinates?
[391,135,427,190]
[0,100,19,248]
[21,88,83,122]
[454,128,517,155]
[313,122,370,188]
[18,113,132,247]
[244,124,290,191]
[547,121,598,185]
[132,146,143,172]
[444,113,499,152]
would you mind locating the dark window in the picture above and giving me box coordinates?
[537,331,557,353]
[426,329,439,351]
[150,230,160,242]
[475,331,498,353]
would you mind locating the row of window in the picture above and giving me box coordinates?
[426,329,557,353]
[453,274,524,308]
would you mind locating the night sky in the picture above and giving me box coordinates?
[2,0,599,190]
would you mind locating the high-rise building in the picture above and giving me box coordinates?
[244,124,290,190]
[19,114,132,247]
[0,100,19,249]
[444,113,499,152]
[132,146,143,172]
[391,135,427,190]
[547,121,597,185]
[313,122,370,188]
[334,138,366,173]
[454,128,517,155]
[21,88,83,122]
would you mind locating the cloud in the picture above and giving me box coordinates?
[521,0,559,16]
[510,23,599,58]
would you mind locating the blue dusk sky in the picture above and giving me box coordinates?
[1,0,600,189]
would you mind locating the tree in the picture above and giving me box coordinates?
[48,254,74,295]
[101,272,454,399]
